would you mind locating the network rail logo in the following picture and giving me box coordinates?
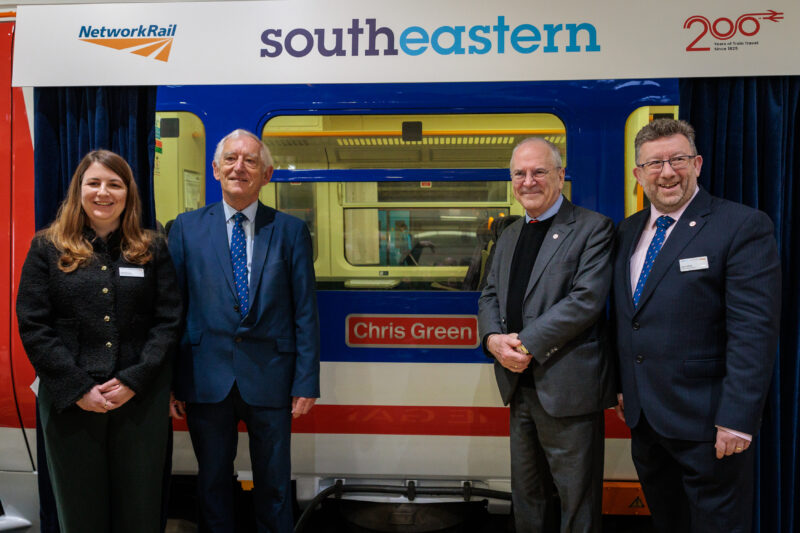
[260,16,600,58]
[78,24,177,62]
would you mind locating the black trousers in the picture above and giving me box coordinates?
[631,414,755,533]
[36,400,60,533]
[38,369,171,533]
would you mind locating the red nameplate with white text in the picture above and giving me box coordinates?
[345,314,479,349]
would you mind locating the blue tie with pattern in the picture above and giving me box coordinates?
[231,212,249,317]
[632,215,675,308]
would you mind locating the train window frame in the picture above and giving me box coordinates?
[271,182,319,262]
[261,112,568,291]
[261,112,567,171]
[153,111,206,230]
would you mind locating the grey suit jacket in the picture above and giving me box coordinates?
[478,197,615,417]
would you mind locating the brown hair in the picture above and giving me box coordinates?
[634,119,698,163]
[43,150,153,272]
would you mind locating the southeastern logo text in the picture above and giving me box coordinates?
[260,16,600,58]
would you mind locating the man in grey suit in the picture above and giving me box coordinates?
[478,138,615,533]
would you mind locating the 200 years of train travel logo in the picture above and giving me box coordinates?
[683,9,783,52]
[78,24,177,62]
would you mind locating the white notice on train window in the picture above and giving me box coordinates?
[679,256,709,272]
[119,267,145,277]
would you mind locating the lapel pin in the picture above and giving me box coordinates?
[552,233,559,239]
[689,221,696,227]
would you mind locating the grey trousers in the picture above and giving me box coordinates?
[510,385,604,533]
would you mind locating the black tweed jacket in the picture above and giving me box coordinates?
[16,229,182,411]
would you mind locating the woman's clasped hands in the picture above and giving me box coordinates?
[76,378,136,413]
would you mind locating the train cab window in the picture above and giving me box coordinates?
[261,113,566,290]
[153,112,206,230]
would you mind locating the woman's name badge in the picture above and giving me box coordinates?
[119,267,145,277]
[679,256,709,272]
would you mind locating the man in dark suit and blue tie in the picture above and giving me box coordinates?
[478,138,615,533]
[612,119,781,533]
[168,129,320,532]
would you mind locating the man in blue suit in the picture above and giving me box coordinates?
[611,119,780,533]
[168,129,320,532]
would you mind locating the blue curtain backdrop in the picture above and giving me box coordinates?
[31,86,157,533]
[680,76,800,533]
[33,86,157,230]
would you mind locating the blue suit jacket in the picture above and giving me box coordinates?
[168,201,320,407]
[611,187,780,441]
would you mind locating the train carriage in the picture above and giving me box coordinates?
[0,73,681,527]
[155,81,677,515]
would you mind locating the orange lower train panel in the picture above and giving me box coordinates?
[602,481,650,516]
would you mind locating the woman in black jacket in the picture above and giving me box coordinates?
[16,150,181,533]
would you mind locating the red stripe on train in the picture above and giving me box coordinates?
[172,406,631,438]
[292,405,508,436]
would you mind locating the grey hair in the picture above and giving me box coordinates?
[634,119,698,163]
[213,129,274,169]
[509,137,563,173]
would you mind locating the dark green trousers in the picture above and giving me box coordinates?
[38,368,170,533]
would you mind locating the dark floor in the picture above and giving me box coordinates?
[297,500,655,533]
[166,476,655,533]
[168,510,654,533]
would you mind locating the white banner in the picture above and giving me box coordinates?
[11,0,800,86]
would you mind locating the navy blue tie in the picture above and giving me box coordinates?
[231,212,249,317]
[632,215,675,308]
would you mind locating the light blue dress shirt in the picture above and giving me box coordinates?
[222,200,258,285]
[525,194,563,223]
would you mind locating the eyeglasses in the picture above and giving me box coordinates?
[511,167,561,181]
[637,155,697,173]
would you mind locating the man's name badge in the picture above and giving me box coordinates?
[119,267,145,277]
[679,256,709,272]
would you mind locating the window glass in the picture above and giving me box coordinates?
[343,181,508,204]
[275,182,317,260]
[261,112,564,291]
[345,206,508,268]
[262,113,566,170]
